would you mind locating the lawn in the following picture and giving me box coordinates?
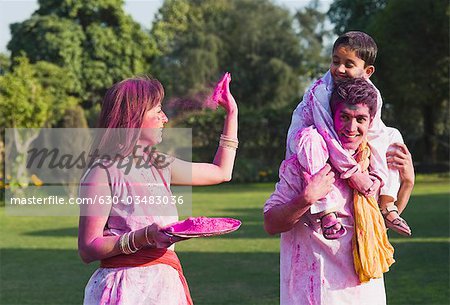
[0,174,449,305]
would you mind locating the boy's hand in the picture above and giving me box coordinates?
[365,174,381,197]
[348,171,374,196]
[302,164,335,205]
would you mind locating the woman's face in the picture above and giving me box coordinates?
[139,103,168,146]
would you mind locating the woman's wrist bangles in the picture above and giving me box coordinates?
[145,226,157,248]
[219,134,238,151]
[119,230,148,254]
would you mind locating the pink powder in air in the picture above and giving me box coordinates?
[168,217,240,234]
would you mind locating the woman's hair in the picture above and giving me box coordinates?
[332,31,378,67]
[98,76,164,129]
[330,78,378,118]
[92,77,165,159]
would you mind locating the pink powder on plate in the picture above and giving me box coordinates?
[166,217,241,235]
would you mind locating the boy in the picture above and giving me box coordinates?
[286,31,410,238]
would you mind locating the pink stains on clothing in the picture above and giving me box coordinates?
[264,155,387,305]
[309,275,316,305]
[295,127,343,215]
[82,161,188,305]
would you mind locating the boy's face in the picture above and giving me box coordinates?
[333,102,372,152]
[330,45,374,82]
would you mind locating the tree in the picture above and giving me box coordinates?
[7,0,156,105]
[0,57,56,187]
[151,0,304,110]
[368,0,449,163]
[152,0,331,181]
[0,56,85,192]
[327,0,386,35]
[295,0,332,87]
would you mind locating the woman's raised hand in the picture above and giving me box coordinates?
[214,72,237,114]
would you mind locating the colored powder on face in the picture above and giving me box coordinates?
[170,217,240,234]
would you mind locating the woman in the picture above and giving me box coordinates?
[78,73,237,305]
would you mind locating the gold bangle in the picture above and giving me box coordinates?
[126,232,137,254]
[220,134,238,143]
[119,234,125,254]
[219,142,238,151]
[119,232,137,255]
[119,233,131,254]
[219,139,238,149]
[130,231,141,252]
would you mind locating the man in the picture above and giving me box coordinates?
[263,78,414,305]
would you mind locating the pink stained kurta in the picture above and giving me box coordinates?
[286,70,400,200]
[80,160,188,305]
[264,155,386,305]
[294,126,343,214]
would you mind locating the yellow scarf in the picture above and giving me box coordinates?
[352,141,395,283]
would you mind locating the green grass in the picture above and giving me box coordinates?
[0,176,449,305]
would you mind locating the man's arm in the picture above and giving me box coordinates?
[264,164,335,235]
[387,142,415,214]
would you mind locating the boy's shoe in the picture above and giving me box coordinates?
[320,212,347,240]
[381,205,412,236]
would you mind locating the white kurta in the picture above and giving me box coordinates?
[286,70,400,200]
[264,156,387,305]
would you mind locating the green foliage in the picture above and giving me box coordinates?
[295,0,332,86]
[368,0,449,163]
[0,175,449,304]
[0,57,51,128]
[0,53,11,75]
[58,105,89,128]
[8,0,156,104]
[153,0,331,181]
[328,0,386,35]
[152,0,304,109]
[172,105,296,182]
[327,0,449,164]
[33,61,79,124]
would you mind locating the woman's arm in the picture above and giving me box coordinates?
[264,164,335,235]
[171,73,238,186]
[386,143,414,214]
[78,168,123,263]
[78,167,179,264]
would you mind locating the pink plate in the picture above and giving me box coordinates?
[163,217,241,238]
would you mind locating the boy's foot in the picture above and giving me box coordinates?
[381,205,412,236]
[320,212,347,240]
